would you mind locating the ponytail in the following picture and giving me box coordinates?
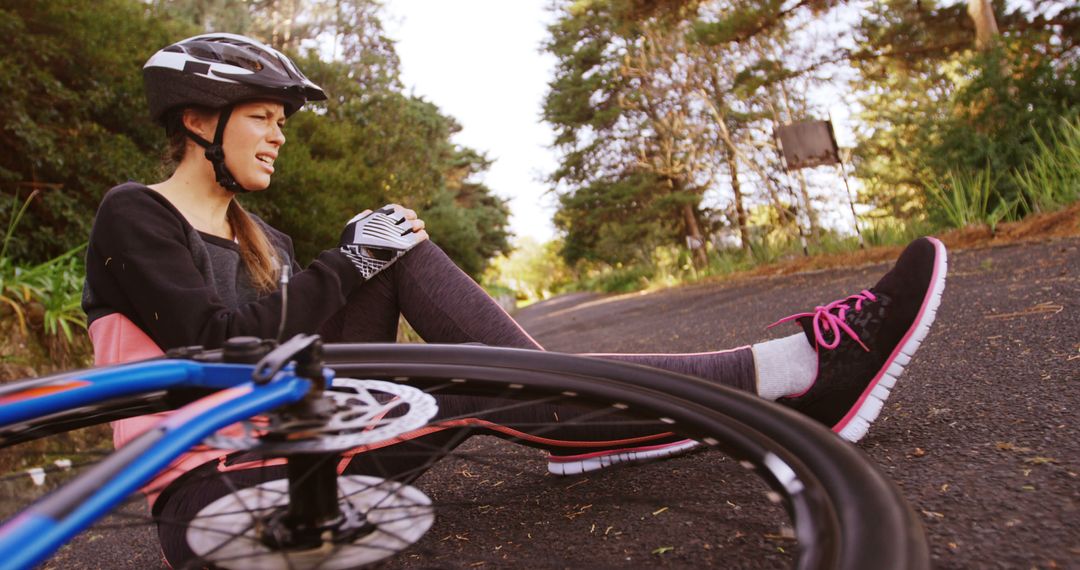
[227,201,281,293]
[160,107,283,293]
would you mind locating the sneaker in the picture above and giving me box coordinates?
[547,439,700,476]
[771,237,947,443]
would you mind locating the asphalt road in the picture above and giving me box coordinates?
[508,236,1079,569]
[41,236,1079,569]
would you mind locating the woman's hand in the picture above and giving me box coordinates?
[386,204,429,243]
[338,204,427,280]
[350,204,429,243]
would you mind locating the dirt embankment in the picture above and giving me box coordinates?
[732,202,1080,281]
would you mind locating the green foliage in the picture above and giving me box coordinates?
[0,191,37,333]
[690,0,791,46]
[0,0,197,263]
[0,0,511,280]
[243,53,510,277]
[926,114,1080,231]
[569,243,711,294]
[1013,116,1080,213]
[926,166,1015,231]
[861,217,934,249]
[423,189,511,280]
[0,192,86,345]
[932,44,1079,204]
[484,238,574,302]
[545,2,716,267]
[18,246,87,342]
[852,3,1080,223]
[705,247,754,278]
[554,172,680,266]
[545,0,838,268]
[745,232,795,265]
[577,263,656,294]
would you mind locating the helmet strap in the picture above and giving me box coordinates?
[182,105,248,193]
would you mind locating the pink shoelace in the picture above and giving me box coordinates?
[768,290,877,351]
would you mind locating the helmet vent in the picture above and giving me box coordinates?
[183,61,211,75]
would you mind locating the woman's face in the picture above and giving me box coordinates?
[221,100,287,191]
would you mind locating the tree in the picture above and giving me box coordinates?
[850,1,1080,222]
[244,53,510,278]
[545,0,835,265]
[545,1,720,267]
[620,16,716,267]
[0,0,512,279]
[0,0,197,262]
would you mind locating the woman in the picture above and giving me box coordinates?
[83,33,946,565]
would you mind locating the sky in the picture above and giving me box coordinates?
[381,0,560,244]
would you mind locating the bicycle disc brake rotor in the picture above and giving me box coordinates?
[205,378,438,453]
[186,475,434,569]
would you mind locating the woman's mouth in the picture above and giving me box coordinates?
[255,153,276,174]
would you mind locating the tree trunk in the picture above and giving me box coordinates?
[968,0,1000,50]
[702,91,798,239]
[725,148,751,252]
[681,202,708,268]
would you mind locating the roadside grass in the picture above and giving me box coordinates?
[1013,116,1080,214]
[735,200,1077,279]
[0,193,98,477]
[927,166,1015,233]
[562,216,935,295]
[0,191,92,377]
[925,115,1079,235]
[557,199,1078,302]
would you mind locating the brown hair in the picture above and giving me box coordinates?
[163,108,282,293]
[227,200,281,292]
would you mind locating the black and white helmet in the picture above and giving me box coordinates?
[143,33,326,123]
[143,33,326,192]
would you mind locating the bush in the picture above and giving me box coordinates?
[578,263,656,294]
[1013,116,1080,214]
[926,166,1016,231]
[0,192,89,369]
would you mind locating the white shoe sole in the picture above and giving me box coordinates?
[547,439,700,476]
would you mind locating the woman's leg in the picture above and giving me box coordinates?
[323,237,947,457]
[317,241,750,470]
[327,240,758,391]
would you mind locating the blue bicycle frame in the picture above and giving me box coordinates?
[0,358,328,570]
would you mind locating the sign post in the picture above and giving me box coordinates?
[775,119,864,249]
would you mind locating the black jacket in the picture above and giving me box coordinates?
[82,183,359,350]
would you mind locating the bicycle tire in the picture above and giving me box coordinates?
[0,343,930,569]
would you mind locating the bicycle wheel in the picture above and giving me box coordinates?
[0,343,930,569]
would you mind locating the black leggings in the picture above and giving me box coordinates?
[319,240,757,390]
[155,241,758,563]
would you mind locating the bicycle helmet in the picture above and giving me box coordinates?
[143,33,327,192]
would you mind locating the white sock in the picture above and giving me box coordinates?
[752,333,818,400]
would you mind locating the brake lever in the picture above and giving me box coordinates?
[252,334,324,385]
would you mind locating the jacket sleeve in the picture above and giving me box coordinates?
[85,186,360,350]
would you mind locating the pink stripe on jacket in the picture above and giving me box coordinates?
[89,314,232,507]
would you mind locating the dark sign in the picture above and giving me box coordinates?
[776,120,840,170]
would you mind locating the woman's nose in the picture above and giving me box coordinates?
[268,124,285,145]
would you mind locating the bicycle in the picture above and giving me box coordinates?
[0,333,930,569]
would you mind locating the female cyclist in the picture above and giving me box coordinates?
[82,33,947,565]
